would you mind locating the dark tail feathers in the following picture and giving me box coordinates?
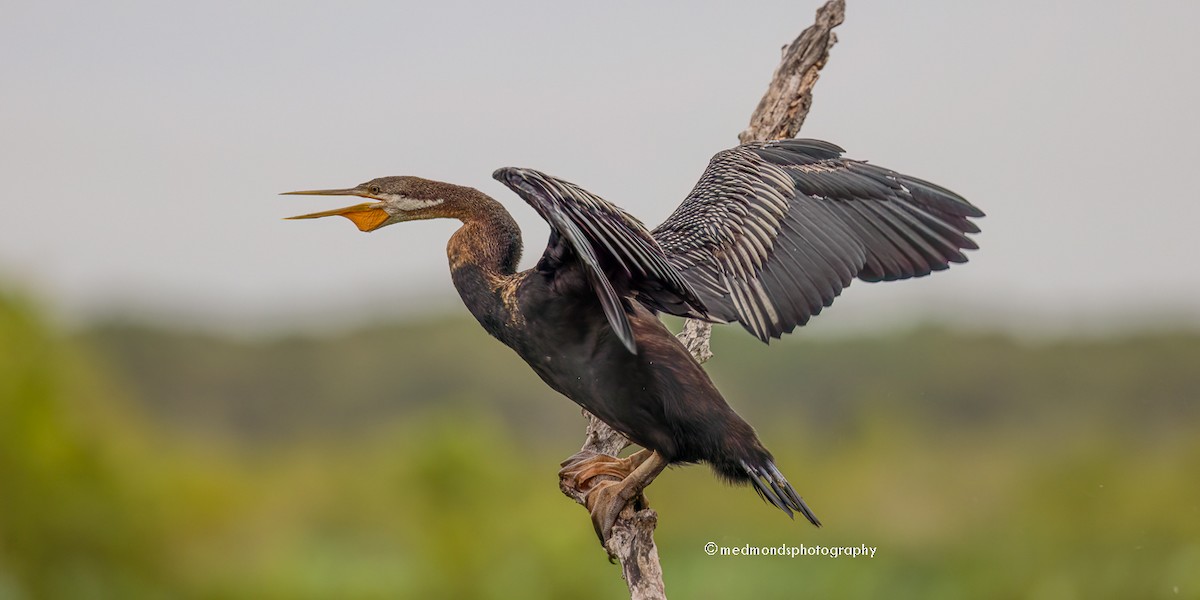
[740,460,822,527]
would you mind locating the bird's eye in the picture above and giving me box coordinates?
[368,185,381,195]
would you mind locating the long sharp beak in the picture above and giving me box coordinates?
[281,188,391,232]
[281,188,363,197]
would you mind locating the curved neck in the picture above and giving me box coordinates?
[445,191,524,340]
[446,190,523,278]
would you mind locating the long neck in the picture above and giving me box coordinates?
[445,190,526,340]
[446,190,523,277]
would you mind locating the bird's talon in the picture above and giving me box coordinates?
[586,480,628,544]
[559,450,659,545]
[559,449,653,495]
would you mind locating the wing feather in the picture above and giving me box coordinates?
[493,168,707,353]
[653,139,983,341]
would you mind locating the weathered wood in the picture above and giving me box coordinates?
[740,0,846,144]
[559,2,845,597]
[677,319,714,364]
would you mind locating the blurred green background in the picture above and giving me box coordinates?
[1,286,1197,599]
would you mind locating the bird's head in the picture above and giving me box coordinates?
[282,176,458,231]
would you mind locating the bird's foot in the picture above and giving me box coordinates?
[559,450,665,546]
[558,449,653,493]
[585,478,649,545]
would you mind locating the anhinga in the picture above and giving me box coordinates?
[284,139,983,542]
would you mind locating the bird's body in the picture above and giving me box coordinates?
[285,138,984,538]
[441,188,798,514]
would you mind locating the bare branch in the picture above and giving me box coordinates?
[740,0,846,144]
[677,319,714,364]
[605,510,665,600]
[560,2,845,597]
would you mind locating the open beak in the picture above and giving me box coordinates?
[281,188,391,232]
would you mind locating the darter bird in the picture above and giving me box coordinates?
[283,139,983,543]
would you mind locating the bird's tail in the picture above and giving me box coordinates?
[739,459,821,527]
[710,448,821,527]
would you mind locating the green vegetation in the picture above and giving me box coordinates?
[2,289,1198,598]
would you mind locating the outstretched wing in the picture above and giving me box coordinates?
[652,139,984,342]
[493,167,706,354]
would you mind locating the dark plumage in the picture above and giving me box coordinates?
[284,138,983,540]
[652,139,982,341]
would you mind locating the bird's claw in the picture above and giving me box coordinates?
[558,450,654,546]
[558,449,652,490]
[585,479,648,545]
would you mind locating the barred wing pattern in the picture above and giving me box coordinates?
[493,167,706,354]
[652,139,984,342]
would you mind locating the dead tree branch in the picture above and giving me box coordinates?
[740,0,846,144]
[558,1,845,597]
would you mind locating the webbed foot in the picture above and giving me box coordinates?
[559,450,668,545]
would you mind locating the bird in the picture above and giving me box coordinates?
[283,138,983,543]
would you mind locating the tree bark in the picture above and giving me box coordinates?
[739,0,846,145]
[558,1,845,597]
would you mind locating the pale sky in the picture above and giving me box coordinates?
[2,1,1198,334]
